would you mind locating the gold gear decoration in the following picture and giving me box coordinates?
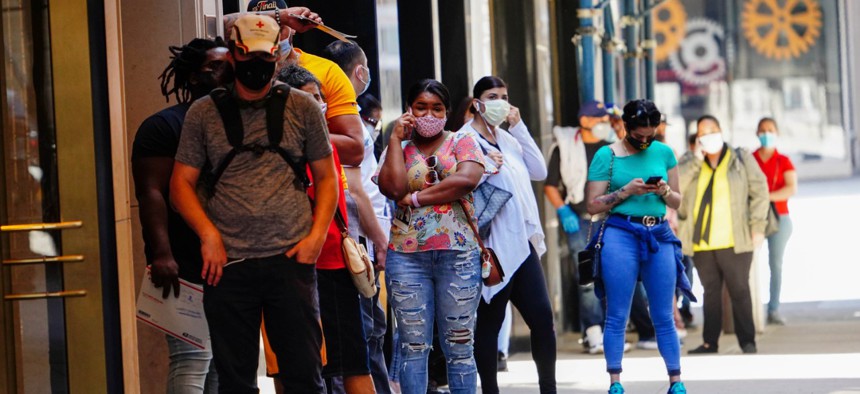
[742,0,822,60]
[653,0,687,63]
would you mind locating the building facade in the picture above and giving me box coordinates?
[0,0,858,392]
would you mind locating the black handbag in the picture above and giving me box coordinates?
[577,150,615,286]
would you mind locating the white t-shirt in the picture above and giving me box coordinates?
[360,123,391,255]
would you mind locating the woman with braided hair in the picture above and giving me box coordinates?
[132,37,231,393]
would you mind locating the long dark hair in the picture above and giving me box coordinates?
[448,96,475,131]
[406,79,450,110]
[469,76,506,114]
[158,37,226,103]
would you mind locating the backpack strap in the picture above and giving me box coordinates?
[206,85,310,196]
[206,88,243,196]
[266,85,310,190]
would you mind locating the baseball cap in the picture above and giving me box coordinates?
[578,100,608,118]
[231,14,280,55]
[247,0,287,12]
[605,102,623,119]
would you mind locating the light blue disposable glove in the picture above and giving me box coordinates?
[557,205,580,234]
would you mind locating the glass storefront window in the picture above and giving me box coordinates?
[651,0,847,169]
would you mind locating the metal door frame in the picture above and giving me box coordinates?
[0,0,116,392]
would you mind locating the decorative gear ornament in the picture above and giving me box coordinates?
[669,18,726,86]
[652,0,687,62]
[741,0,822,60]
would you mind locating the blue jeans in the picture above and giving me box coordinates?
[566,218,606,329]
[165,335,218,394]
[386,249,482,394]
[629,283,656,341]
[767,215,793,314]
[361,274,391,394]
[600,224,681,376]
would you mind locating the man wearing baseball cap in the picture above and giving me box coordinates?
[544,100,613,354]
[171,13,337,393]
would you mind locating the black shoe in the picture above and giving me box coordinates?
[741,343,757,354]
[497,351,508,372]
[688,343,718,354]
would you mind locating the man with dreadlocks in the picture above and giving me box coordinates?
[131,37,230,393]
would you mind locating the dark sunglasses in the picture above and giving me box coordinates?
[362,116,380,128]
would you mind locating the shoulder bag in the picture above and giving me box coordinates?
[576,149,615,286]
[333,209,377,298]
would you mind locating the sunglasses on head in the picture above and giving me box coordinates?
[630,103,662,127]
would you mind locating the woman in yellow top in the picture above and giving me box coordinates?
[677,115,769,355]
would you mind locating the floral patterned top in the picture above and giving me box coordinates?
[385,132,484,253]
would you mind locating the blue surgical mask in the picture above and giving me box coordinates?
[758,132,777,148]
[278,39,292,58]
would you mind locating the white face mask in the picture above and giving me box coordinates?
[591,122,613,141]
[478,99,511,127]
[699,133,724,154]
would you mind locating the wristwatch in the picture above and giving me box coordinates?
[660,185,671,197]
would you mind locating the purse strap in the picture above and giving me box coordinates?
[590,149,616,249]
[457,199,490,256]
[332,208,351,240]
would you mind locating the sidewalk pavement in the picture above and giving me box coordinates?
[496,299,860,393]
[495,176,860,393]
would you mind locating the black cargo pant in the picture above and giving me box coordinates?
[204,254,324,394]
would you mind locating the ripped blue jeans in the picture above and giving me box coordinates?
[386,248,482,394]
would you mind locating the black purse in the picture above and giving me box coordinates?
[577,150,615,286]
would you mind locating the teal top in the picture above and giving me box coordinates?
[587,142,678,217]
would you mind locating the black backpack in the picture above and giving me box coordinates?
[204,85,310,197]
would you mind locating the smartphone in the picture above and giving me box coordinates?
[645,176,663,185]
[403,107,414,140]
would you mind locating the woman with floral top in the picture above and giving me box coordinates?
[376,79,485,394]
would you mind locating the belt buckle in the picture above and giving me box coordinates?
[642,216,657,227]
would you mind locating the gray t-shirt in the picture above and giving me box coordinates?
[175,88,332,258]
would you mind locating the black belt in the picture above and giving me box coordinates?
[612,214,665,227]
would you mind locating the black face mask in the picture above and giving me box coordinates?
[234,57,275,91]
[626,134,656,151]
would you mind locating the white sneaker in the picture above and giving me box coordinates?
[637,339,659,350]
[585,325,604,354]
[623,342,632,353]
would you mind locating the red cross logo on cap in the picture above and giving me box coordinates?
[256,21,265,28]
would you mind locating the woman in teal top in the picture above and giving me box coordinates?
[585,100,693,394]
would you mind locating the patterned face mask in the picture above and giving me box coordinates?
[415,114,447,138]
